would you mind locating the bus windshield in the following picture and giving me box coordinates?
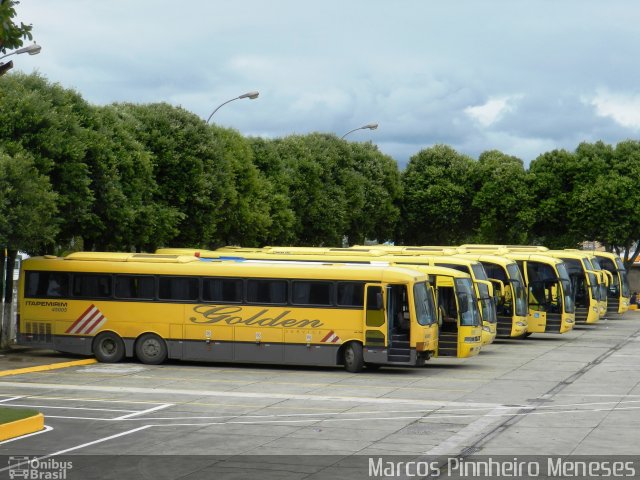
[470,264,496,323]
[414,281,437,326]
[613,258,631,298]
[506,263,528,316]
[455,278,481,326]
[477,282,497,323]
[556,263,575,313]
[587,272,599,300]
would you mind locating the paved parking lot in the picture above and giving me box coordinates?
[1,312,640,478]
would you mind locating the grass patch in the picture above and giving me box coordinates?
[0,406,39,424]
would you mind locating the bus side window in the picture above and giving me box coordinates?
[246,279,287,304]
[116,275,155,300]
[26,271,69,298]
[73,274,112,298]
[292,281,332,306]
[159,277,199,301]
[202,278,242,303]
[337,282,364,307]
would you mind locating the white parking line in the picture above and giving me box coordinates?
[0,426,153,474]
[0,381,503,408]
[1,403,137,413]
[115,403,173,420]
[0,396,23,403]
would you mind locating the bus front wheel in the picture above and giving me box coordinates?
[93,332,125,363]
[135,333,168,365]
[343,342,364,373]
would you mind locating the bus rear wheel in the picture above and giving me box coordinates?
[135,333,168,365]
[93,332,125,363]
[343,342,364,373]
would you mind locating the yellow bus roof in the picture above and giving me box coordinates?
[24,253,433,284]
[455,253,518,267]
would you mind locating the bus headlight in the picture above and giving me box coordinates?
[516,321,527,327]
[482,325,491,332]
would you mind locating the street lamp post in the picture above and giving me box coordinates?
[206,91,259,123]
[0,43,42,76]
[341,122,379,139]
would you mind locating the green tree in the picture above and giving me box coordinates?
[81,105,179,251]
[471,150,533,244]
[0,72,94,251]
[248,137,296,245]
[400,145,476,245]
[0,0,32,53]
[574,140,640,267]
[0,149,57,347]
[0,149,57,253]
[276,134,349,246]
[116,103,235,249]
[528,149,585,248]
[342,141,401,245]
[213,127,273,247]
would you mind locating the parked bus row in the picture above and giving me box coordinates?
[16,245,630,372]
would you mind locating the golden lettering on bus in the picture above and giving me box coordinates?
[191,305,324,328]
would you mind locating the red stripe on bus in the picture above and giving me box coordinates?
[65,304,96,333]
[74,308,101,334]
[82,314,106,335]
[321,331,335,342]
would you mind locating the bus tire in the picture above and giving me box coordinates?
[343,342,364,373]
[135,333,168,365]
[93,332,125,363]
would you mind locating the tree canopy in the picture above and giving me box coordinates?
[0,0,32,54]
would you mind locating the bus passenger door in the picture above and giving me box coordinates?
[435,284,459,357]
[363,284,388,364]
[386,284,413,363]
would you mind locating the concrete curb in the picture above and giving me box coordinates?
[0,358,97,377]
[0,413,44,442]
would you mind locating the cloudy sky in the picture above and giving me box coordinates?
[10,0,640,167]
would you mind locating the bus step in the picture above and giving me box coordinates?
[391,333,410,341]
[388,354,411,363]
[438,332,458,356]
[437,346,457,357]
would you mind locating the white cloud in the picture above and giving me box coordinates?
[589,90,640,130]
[464,96,519,127]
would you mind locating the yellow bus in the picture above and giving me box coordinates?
[454,252,529,338]
[459,246,576,334]
[344,247,497,346]
[583,251,630,316]
[480,247,600,325]
[352,246,526,340]
[547,251,600,324]
[583,258,610,318]
[158,248,484,358]
[18,252,440,372]
[425,265,483,358]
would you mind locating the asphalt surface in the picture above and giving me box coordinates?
[1,311,639,479]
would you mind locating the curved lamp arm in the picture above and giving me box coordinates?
[206,91,259,123]
[341,122,378,139]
